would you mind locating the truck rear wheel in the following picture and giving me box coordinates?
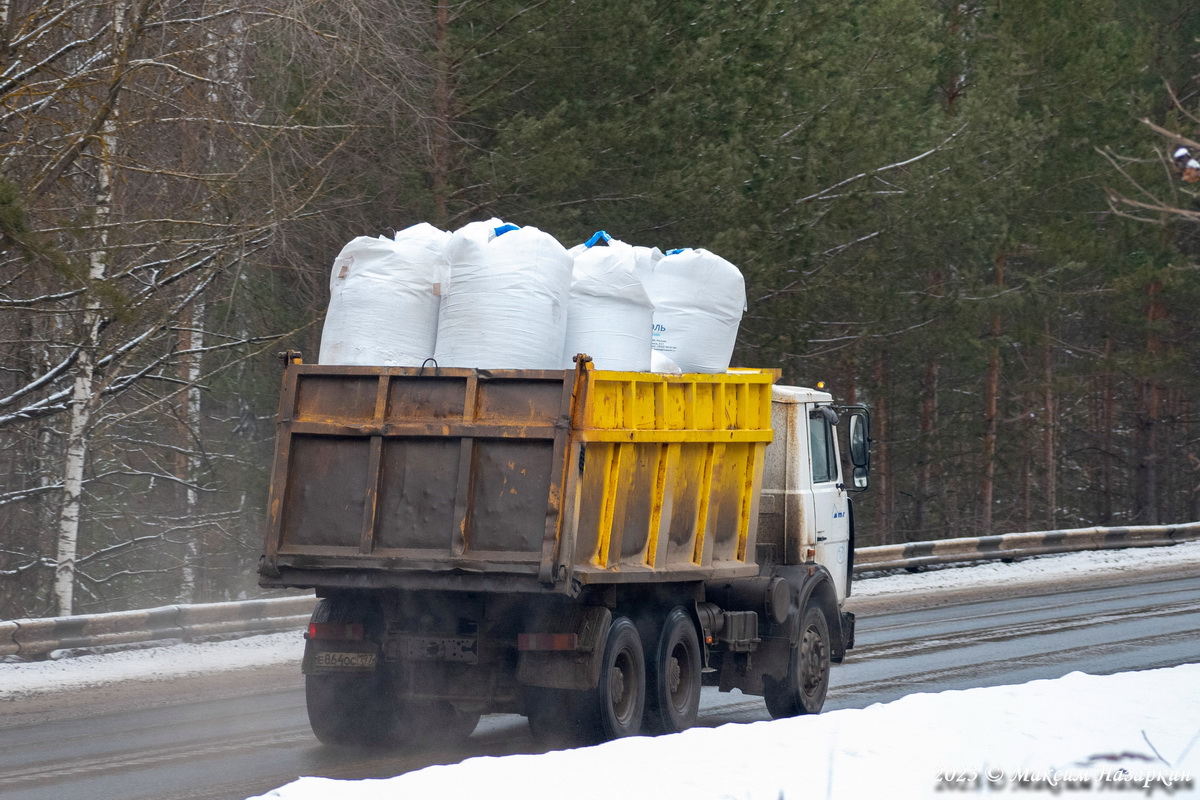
[764,603,830,718]
[304,595,397,747]
[642,607,701,734]
[306,671,397,746]
[580,616,646,743]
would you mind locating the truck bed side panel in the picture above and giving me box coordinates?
[565,370,773,584]
[261,363,774,592]
[265,367,571,582]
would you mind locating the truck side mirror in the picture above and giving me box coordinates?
[811,405,839,426]
[851,465,869,490]
[847,411,870,491]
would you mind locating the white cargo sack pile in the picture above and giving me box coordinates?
[318,223,450,366]
[562,231,655,371]
[640,247,746,374]
[318,219,747,375]
[434,219,572,370]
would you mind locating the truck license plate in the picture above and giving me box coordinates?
[314,651,378,670]
[388,636,478,664]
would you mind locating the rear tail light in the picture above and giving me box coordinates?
[306,622,364,641]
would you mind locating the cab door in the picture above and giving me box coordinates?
[807,405,851,603]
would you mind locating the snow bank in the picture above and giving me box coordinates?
[0,631,302,699]
[855,539,1200,598]
[249,664,1200,800]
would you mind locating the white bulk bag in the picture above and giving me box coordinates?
[640,247,746,373]
[562,231,654,371]
[434,220,572,369]
[318,223,449,366]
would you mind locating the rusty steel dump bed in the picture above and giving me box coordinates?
[259,357,775,596]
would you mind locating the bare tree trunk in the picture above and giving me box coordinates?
[177,296,205,602]
[177,18,231,603]
[1135,281,1166,524]
[1100,337,1114,523]
[56,356,97,615]
[55,161,110,616]
[1020,395,1032,533]
[1042,321,1056,529]
[432,0,452,226]
[873,352,892,544]
[1190,396,1200,522]
[979,252,1004,536]
[54,0,127,616]
[915,358,938,537]
[1134,379,1160,523]
[841,349,858,406]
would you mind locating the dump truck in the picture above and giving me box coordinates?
[258,353,870,746]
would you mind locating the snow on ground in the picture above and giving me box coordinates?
[853,539,1200,598]
[249,665,1200,800]
[0,631,304,700]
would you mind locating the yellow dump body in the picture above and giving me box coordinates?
[260,358,774,595]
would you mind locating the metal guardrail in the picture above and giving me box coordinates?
[2,523,1197,660]
[852,522,1200,573]
[0,595,316,660]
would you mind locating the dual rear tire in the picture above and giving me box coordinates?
[304,596,396,747]
[641,607,702,735]
[589,616,646,741]
[526,607,704,745]
[304,597,480,748]
[306,672,481,749]
[306,670,397,747]
[526,616,647,746]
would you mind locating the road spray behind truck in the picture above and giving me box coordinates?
[259,353,870,746]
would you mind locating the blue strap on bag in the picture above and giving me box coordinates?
[584,230,612,248]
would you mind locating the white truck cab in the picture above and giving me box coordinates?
[760,385,870,604]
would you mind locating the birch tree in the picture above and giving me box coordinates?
[0,0,335,616]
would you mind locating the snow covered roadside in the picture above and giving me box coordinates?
[853,538,1200,599]
[1,540,1197,701]
[248,665,1200,800]
[0,631,304,700]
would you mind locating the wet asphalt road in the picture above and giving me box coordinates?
[1,571,1197,800]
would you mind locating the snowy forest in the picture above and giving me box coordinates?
[2,0,1199,619]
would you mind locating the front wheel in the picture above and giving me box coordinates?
[764,603,831,718]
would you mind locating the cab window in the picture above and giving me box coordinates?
[810,415,837,484]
